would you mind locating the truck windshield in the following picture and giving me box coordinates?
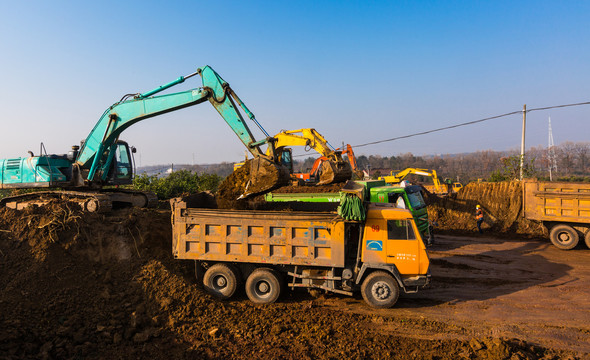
[406,188,426,210]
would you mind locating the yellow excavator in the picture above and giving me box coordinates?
[267,128,353,185]
[379,168,462,196]
[235,128,353,185]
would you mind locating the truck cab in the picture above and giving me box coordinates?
[361,204,430,281]
[354,180,432,244]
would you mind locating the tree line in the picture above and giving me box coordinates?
[294,141,590,183]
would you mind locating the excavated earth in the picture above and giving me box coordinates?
[0,184,588,359]
[427,181,547,237]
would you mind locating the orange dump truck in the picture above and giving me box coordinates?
[523,179,590,250]
[171,198,430,308]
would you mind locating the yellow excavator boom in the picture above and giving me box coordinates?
[267,128,352,185]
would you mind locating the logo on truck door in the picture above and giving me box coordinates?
[366,240,383,251]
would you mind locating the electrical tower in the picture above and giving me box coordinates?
[548,117,557,181]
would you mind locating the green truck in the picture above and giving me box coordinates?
[265,180,432,245]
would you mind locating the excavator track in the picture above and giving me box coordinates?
[0,189,158,213]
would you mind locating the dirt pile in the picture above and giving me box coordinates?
[427,181,546,236]
[216,160,252,209]
[0,200,578,359]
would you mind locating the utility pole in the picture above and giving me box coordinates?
[548,117,557,181]
[520,104,526,180]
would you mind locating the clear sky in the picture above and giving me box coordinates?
[1,1,588,165]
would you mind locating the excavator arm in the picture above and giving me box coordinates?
[304,144,362,181]
[381,168,446,194]
[267,129,352,185]
[75,66,288,195]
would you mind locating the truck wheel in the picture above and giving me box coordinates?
[585,231,590,250]
[203,263,239,300]
[549,225,579,250]
[245,268,281,304]
[361,271,400,309]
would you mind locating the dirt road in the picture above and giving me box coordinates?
[318,234,590,355]
[1,204,588,359]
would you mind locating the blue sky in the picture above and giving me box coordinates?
[1,1,588,165]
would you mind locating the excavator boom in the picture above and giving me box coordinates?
[380,168,450,195]
[1,66,290,209]
[76,65,289,196]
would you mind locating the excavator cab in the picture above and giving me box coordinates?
[113,142,133,181]
[278,148,293,173]
[103,141,135,185]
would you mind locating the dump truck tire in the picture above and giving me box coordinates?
[361,271,400,309]
[203,263,240,300]
[549,224,579,250]
[585,230,590,250]
[245,268,281,304]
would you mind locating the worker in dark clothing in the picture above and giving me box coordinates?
[475,205,484,234]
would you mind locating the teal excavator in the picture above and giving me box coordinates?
[0,66,291,212]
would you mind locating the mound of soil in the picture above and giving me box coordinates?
[0,200,576,359]
[427,181,546,236]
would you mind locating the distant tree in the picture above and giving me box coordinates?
[575,143,590,173]
[489,155,537,181]
[356,155,369,171]
[558,142,577,175]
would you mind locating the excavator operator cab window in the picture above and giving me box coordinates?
[114,143,133,180]
[279,149,293,173]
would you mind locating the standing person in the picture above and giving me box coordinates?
[475,205,484,234]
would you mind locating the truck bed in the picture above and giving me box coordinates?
[172,199,347,267]
[523,180,590,222]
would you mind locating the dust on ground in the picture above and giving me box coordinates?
[0,199,586,359]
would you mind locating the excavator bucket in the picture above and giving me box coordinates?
[217,157,291,202]
[317,160,353,185]
[246,157,291,196]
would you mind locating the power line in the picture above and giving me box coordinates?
[290,100,590,158]
[351,101,590,149]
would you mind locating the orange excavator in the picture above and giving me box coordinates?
[293,144,364,184]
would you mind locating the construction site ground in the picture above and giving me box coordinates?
[0,200,588,360]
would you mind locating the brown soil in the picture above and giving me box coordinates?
[216,159,290,209]
[427,181,547,237]
[216,160,252,209]
[0,199,587,359]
